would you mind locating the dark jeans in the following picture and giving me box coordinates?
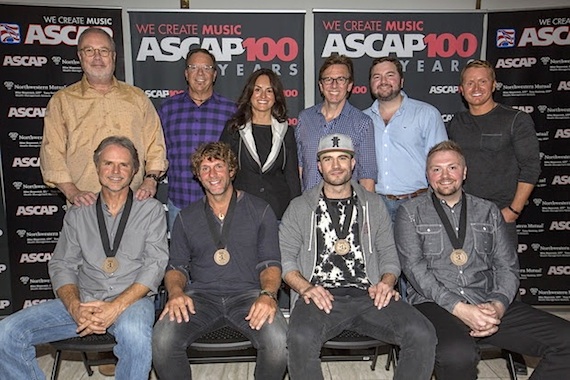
[416,301,570,380]
[152,289,287,380]
[287,295,436,380]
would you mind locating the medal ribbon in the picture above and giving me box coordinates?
[323,190,354,241]
[431,192,467,249]
[204,190,238,249]
[96,189,134,259]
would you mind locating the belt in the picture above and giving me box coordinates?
[382,188,428,201]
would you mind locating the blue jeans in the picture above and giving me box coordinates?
[379,195,410,223]
[0,297,155,380]
[167,198,182,232]
[287,295,437,380]
[152,289,288,380]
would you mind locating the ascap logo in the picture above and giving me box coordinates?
[16,205,58,216]
[20,276,30,285]
[429,85,458,94]
[8,107,46,118]
[552,175,570,185]
[19,252,53,263]
[0,300,10,310]
[52,56,62,65]
[547,265,570,275]
[23,299,49,309]
[495,57,537,68]
[24,25,113,46]
[558,81,570,91]
[517,244,528,253]
[512,105,534,113]
[144,89,184,98]
[549,221,570,231]
[0,264,7,274]
[518,26,570,47]
[12,157,40,167]
[519,288,526,296]
[554,129,570,138]
[3,55,48,67]
[441,114,454,122]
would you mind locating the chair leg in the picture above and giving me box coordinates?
[370,345,379,370]
[505,351,518,380]
[51,350,62,380]
[385,346,393,371]
[81,352,94,376]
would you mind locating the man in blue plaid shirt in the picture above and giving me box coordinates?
[159,48,236,228]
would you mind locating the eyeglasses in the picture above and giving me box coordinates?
[80,47,113,57]
[320,76,349,85]
[187,64,215,73]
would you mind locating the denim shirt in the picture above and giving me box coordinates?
[394,190,519,313]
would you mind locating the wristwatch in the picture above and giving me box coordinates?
[145,173,161,183]
[259,289,278,302]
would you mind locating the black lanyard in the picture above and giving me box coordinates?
[323,190,354,240]
[96,189,134,258]
[431,192,467,250]
[204,190,238,249]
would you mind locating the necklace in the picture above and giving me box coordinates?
[190,94,211,104]
[217,212,225,220]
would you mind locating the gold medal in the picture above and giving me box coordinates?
[103,257,119,273]
[450,249,468,266]
[334,239,350,255]
[214,248,230,266]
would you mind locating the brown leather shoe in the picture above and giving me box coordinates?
[99,364,116,376]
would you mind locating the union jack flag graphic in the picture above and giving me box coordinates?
[496,29,515,48]
[0,23,21,44]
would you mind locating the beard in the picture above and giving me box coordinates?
[374,85,401,102]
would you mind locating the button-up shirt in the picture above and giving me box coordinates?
[159,92,236,209]
[394,190,519,313]
[49,196,169,302]
[363,92,447,195]
[296,101,377,191]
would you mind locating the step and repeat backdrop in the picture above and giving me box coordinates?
[0,4,568,315]
[487,9,570,304]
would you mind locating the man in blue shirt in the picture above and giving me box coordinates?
[364,57,447,220]
[159,48,236,228]
[296,54,377,192]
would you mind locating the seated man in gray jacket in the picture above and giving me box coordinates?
[395,140,570,380]
[280,133,436,380]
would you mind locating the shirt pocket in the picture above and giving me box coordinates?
[472,223,494,255]
[416,224,444,256]
[480,133,502,152]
